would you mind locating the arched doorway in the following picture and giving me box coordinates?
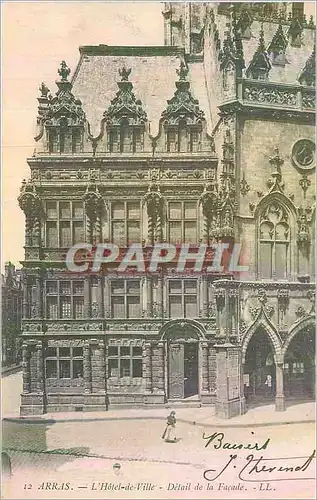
[161,321,203,400]
[284,325,315,400]
[244,328,276,405]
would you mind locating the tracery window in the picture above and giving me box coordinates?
[258,202,290,279]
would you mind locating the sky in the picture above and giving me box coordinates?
[1,1,316,270]
[1,1,164,270]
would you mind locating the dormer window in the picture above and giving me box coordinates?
[104,67,147,155]
[268,23,288,67]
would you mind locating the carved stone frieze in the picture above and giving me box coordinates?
[244,84,296,107]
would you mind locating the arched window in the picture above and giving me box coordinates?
[258,202,290,279]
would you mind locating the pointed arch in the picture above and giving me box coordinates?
[241,312,283,364]
[255,193,296,280]
[282,314,315,358]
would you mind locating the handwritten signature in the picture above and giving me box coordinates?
[203,450,316,483]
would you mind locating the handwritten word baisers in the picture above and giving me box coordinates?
[65,242,249,275]
[202,431,270,451]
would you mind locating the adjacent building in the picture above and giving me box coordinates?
[19,2,315,417]
[1,263,23,368]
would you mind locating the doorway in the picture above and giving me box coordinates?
[168,342,199,399]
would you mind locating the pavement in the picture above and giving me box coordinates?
[4,401,315,428]
[2,370,315,428]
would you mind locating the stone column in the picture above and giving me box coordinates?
[201,342,209,392]
[84,277,91,318]
[275,363,285,411]
[83,342,92,393]
[22,343,30,393]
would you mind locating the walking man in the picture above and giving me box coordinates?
[162,411,177,442]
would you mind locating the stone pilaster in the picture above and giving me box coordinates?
[202,277,208,316]
[97,277,104,318]
[144,341,152,392]
[151,342,165,393]
[201,342,209,392]
[84,277,91,318]
[22,343,30,393]
[146,276,153,317]
[23,281,28,319]
[35,276,42,318]
[90,340,105,393]
[215,344,245,419]
[83,342,92,393]
[104,276,110,318]
[36,341,44,393]
[157,276,163,318]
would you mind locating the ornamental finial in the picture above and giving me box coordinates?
[176,60,188,81]
[39,82,50,98]
[58,61,71,82]
[119,67,131,81]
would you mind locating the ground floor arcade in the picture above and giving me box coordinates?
[20,317,315,418]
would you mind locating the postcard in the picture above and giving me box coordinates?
[1,1,316,499]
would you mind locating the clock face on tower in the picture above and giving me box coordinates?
[292,139,316,170]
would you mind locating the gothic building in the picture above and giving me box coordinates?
[1,263,23,368]
[19,2,315,417]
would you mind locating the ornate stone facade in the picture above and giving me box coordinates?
[20,2,315,417]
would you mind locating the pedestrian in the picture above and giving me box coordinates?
[264,374,272,397]
[162,411,177,443]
